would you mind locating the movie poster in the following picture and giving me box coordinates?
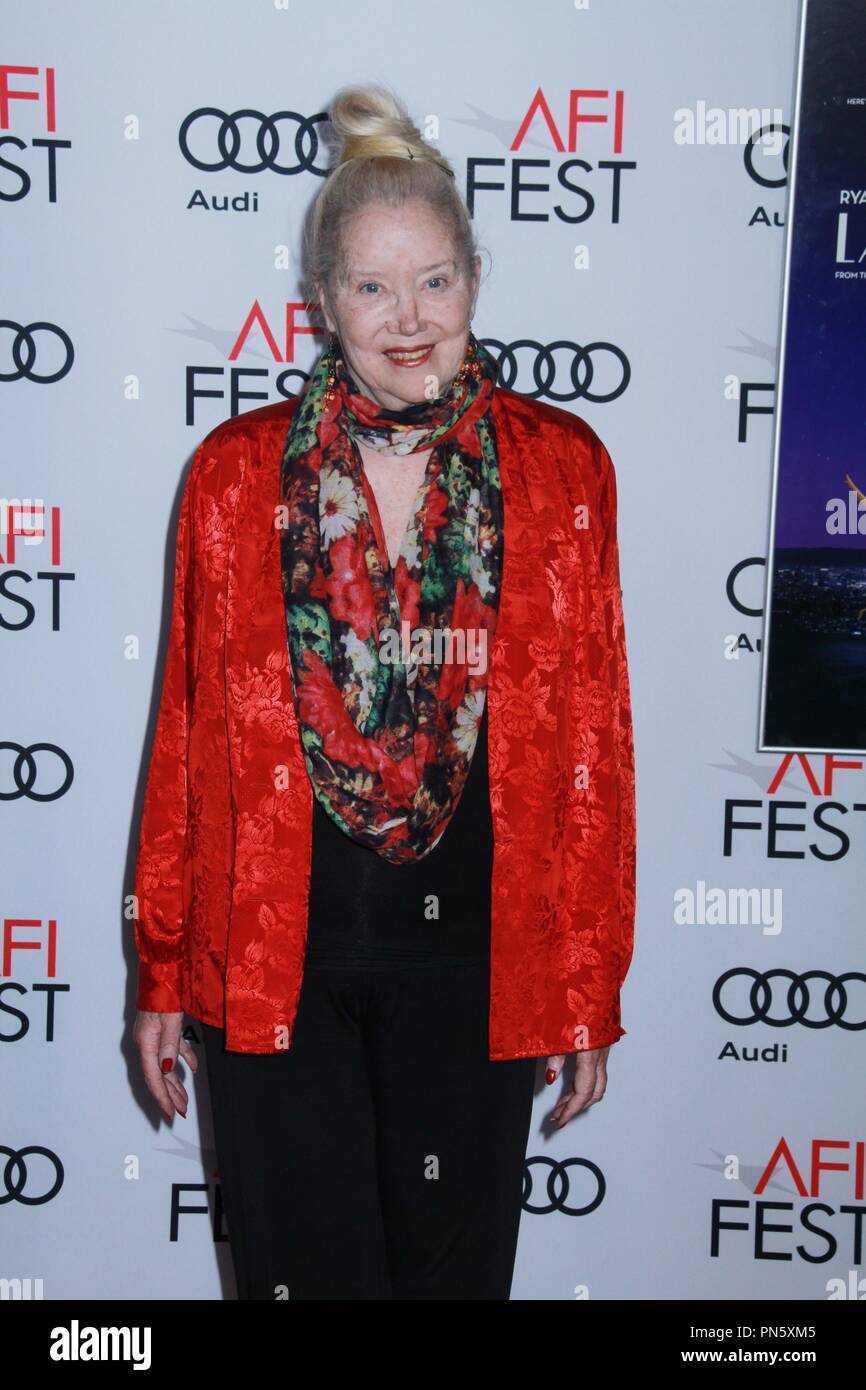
[759,0,866,753]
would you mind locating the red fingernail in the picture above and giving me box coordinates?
[546,1068,556,1085]
[161,1058,173,1073]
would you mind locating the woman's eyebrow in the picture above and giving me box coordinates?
[350,259,455,277]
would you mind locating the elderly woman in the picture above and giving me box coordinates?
[132,82,636,1301]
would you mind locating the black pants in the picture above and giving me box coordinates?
[200,963,537,1300]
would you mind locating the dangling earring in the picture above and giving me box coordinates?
[323,331,338,405]
[452,330,481,389]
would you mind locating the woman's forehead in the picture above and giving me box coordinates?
[338,227,460,283]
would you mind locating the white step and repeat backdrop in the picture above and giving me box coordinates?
[4,0,863,1302]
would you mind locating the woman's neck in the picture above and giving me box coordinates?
[355,440,433,570]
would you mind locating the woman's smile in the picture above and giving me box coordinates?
[382,343,435,367]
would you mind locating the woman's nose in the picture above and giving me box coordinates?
[390,294,423,335]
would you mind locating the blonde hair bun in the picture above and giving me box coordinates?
[328,83,454,179]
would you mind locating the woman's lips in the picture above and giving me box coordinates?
[382,344,434,367]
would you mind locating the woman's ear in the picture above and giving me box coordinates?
[313,280,336,335]
[468,254,482,319]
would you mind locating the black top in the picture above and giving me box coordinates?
[305,699,493,968]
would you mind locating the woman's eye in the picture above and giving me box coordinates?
[426,277,447,289]
[359,282,379,294]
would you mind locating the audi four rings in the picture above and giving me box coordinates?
[178,108,330,175]
[714,968,866,1029]
[480,338,629,402]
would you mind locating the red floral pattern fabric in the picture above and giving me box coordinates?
[280,331,504,862]
[132,387,636,1058]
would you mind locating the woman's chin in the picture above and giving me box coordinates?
[376,377,436,410]
[385,360,457,404]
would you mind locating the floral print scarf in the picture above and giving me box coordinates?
[279,331,502,863]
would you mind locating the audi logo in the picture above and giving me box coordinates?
[726,556,766,619]
[522,1156,605,1216]
[0,320,74,384]
[743,124,790,188]
[714,968,866,1030]
[0,743,74,801]
[481,337,630,403]
[0,1146,64,1205]
[178,108,330,175]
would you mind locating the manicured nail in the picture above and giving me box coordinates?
[161,1058,173,1073]
[546,1068,557,1085]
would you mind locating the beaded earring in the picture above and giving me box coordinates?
[322,333,338,406]
[452,331,482,389]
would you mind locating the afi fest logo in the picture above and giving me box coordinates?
[724,753,866,863]
[711,1137,866,1267]
[185,298,321,422]
[0,498,71,633]
[1,916,70,1043]
[0,66,70,203]
[473,85,634,224]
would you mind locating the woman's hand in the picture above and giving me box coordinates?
[545,1047,610,1128]
[134,1009,199,1122]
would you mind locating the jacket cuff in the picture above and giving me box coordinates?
[136,958,183,1014]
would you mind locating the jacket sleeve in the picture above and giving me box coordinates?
[132,443,205,1014]
[592,434,636,1005]
[564,425,636,1051]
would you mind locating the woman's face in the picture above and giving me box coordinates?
[317,198,481,411]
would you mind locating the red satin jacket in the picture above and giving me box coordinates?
[133,387,636,1057]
